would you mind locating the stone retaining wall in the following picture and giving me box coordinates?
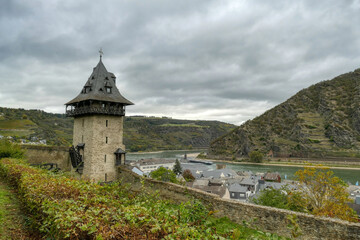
[21,145,71,171]
[118,167,360,240]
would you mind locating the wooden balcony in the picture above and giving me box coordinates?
[66,106,125,117]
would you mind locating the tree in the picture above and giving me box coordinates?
[249,151,263,163]
[173,159,182,175]
[294,165,357,222]
[252,186,304,212]
[150,167,178,183]
[182,169,195,182]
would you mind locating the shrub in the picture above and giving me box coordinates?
[197,152,207,159]
[0,158,286,239]
[252,186,305,212]
[0,140,24,159]
[249,151,263,163]
[150,166,178,183]
[182,169,195,182]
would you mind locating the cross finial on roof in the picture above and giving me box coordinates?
[99,48,104,60]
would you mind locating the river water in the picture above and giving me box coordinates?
[127,150,360,185]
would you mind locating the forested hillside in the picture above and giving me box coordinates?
[0,107,235,151]
[209,68,360,159]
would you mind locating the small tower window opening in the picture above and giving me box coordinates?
[82,135,84,142]
[104,154,107,163]
[106,120,108,127]
[106,137,108,143]
[106,87,112,93]
[105,173,108,182]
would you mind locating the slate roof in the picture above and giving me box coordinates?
[186,182,227,197]
[240,178,257,186]
[229,183,248,193]
[114,148,126,154]
[66,59,134,105]
[202,169,237,179]
[132,167,144,176]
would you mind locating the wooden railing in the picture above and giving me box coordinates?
[66,106,125,117]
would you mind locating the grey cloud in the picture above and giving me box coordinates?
[0,0,360,125]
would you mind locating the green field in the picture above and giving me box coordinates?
[0,119,36,129]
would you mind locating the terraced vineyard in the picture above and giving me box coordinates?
[209,68,360,159]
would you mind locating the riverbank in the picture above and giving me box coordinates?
[207,159,360,170]
[129,149,205,155]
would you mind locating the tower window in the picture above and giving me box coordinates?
[104,155,107,163]
[105,173,108,182]
[106,87,112,93]
[106,120,108,127]
[106,137,108,143]
[82,135,84,142]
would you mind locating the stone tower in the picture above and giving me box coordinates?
[66,54,133,182]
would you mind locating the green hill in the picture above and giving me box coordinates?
[209,68,360,159]
[123,116,235,151]
[0,107,235,151]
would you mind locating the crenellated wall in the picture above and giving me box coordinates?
[118,166,360,240]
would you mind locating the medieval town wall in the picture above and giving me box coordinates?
[118,166,360,240]
[21,145,71,171]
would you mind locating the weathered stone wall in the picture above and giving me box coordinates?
[118,166,360,240]
[73,115,124,182]
[21,145,71,171]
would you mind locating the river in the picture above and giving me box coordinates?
[127,150,360,185]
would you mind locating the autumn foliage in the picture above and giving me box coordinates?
[0,158,286,239]
[294,165,357,222]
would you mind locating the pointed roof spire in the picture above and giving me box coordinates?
[65,54,134,106]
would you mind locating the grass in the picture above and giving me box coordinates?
[0,120,36,138]
[0,120,36,130]
[0,130,34,137]
[0,178,36,240]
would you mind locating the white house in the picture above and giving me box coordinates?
[132,158,176,174]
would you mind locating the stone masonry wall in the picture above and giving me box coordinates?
[118,166,360,240]
[73,115,124,182]
[21,145,71,171]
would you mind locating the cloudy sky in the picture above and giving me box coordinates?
[1,0,359,125]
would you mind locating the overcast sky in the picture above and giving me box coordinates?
[0,0,359,125]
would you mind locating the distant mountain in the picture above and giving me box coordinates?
[209,68,360,159]
[0,107,235,151]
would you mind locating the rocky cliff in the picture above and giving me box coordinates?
[209,68,360,159]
